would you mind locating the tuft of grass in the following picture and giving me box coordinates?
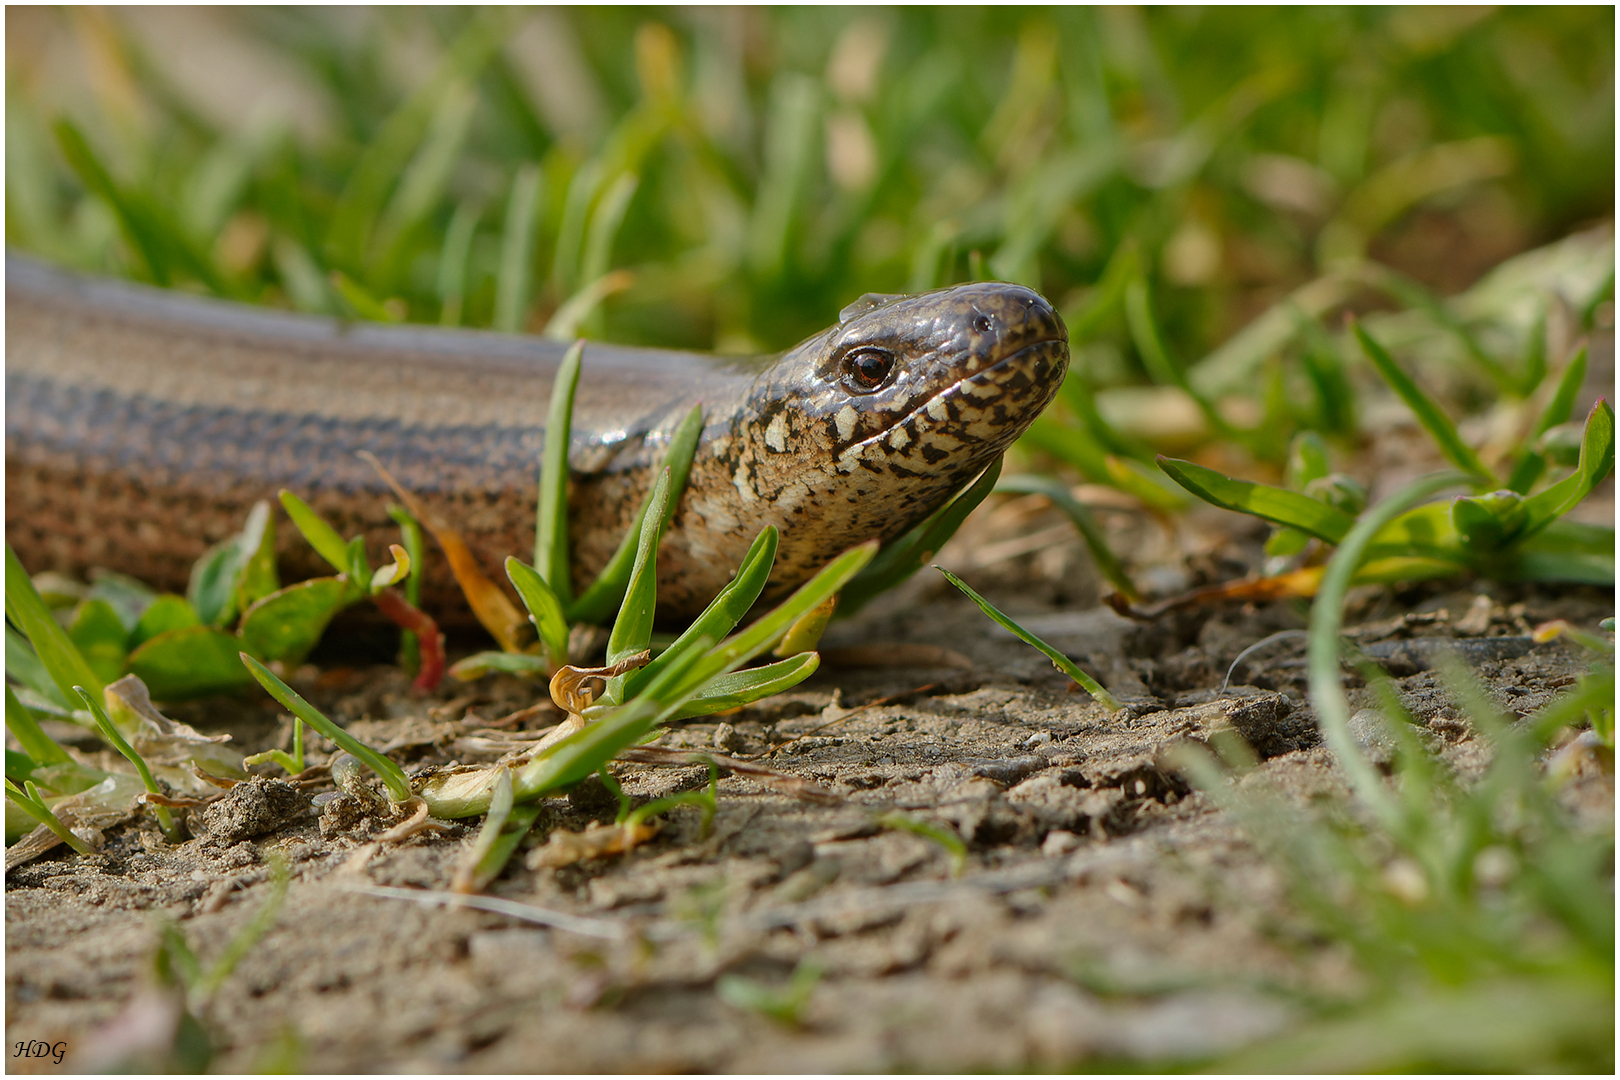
[1165,474,1616,1072]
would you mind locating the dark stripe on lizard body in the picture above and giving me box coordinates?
[5,255,1068,620]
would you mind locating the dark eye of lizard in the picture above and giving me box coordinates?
[841,347,894,393]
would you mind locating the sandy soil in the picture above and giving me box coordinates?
[5,481,1613,1073]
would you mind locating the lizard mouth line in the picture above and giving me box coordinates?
[843,335,1068,455]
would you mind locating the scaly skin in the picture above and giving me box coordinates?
[5,256,1068,619]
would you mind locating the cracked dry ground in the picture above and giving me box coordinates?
[5,499,1615,1073]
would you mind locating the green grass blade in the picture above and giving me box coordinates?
[667,652,821,720]
[52,119,171,285]
[493,163,542,333]
[680,541,879,695]
[1352,320,1493,485]
[1519,399,1615,536]
[623,527,779,699]
[1157,457,1357,543]
[1511,344,1591,492]
[5,778,93,855]
[936,567,1120,710]
[995,473,1140,601]
[578,171,639,304]
[6,685,72,766]
[6,544,104,704]
[536,340,584,606]
[239,654,411,803]
[436,201,481,327]
[570,404,705,625]
[75,686,179,842]
[1307,471,1471,832]
[839,457,1005,616]
[505,558,570,670]
[605,470,671,667]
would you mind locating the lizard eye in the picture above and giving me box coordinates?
[841,347,894,393]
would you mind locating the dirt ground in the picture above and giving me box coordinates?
[5,469,1614,1074]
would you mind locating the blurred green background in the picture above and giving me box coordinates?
[7,6,1613,367]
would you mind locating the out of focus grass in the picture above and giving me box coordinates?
[6,7,1612,362]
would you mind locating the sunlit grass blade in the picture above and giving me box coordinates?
[239,654,411,803]
[75,685,180,842]
[623,526,778,699]
[535,340,584,607]
[936,567,1120,710]
[681,541,879,693]
[505,557,569,671]
[6,544,105,705]
[1157,457,1357,543]
[1519,399,1615,536]
[5,778,93,855]
[577,171,639,334]
[666,652,821,720]
[1352,320,1493,485]
[569,403,705,625]
[605,470,671,667]
[995,472,1140,601]
[1307,471,1471,832]
[452,767,543,894]
[494,163,542,333]
[839,457,1004,616]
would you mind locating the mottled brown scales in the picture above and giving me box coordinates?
[6,258,1068,621]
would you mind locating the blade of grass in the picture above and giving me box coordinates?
[1156,458,1357,543]
[605,470,671,667]
[505,557,570,671]
[74,686,180,842]
[536,340,583,606]
[623,526,778,699]
[437,200,481,327]
[5,778,93,855]
[493,163,542,333]
[239,654,411,803]
[1352,320,1493,485]
[1508,345,1589,493]
[680,541,878,693]
[6,544,105,704]
[936,567,1120,710]
[666,652,821,720]
[1519,399,1615,536]
[569,403,706,625]
[1307,471,1471,832]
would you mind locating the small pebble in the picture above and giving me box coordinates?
[1042,830,1083,856]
